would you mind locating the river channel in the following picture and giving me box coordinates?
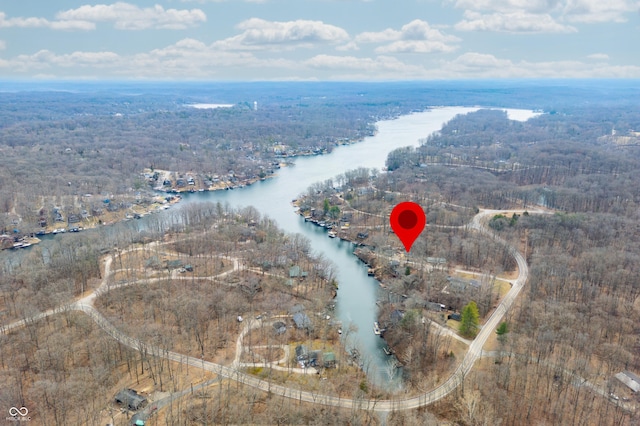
[175,106,540,389]
[5,106,539,390]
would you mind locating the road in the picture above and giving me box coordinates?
[5,208,619,414]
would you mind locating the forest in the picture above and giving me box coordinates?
[1,80,640,424]
[296,100,640,424]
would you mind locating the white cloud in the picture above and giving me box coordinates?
[213,18,350,50]
[55,2,206,30]
[304,54,428,79]
[562,0,638,23]
[587,53,609,60]
[0,38,299,78]
[451,0,639,28]
[441,52,640,78]
[355,20,460,53]
[375,40,458,54]
[453,0,562,14]
[455,11,577,33]
[0,11,95,30]
[335,41,359,51]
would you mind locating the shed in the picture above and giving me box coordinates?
[115,389,147,411]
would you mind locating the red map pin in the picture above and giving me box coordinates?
[390,202,426,252]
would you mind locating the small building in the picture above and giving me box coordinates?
[289,265,308,279]
[390,310,405,324]
[295,345,309,361]
[115,389,147,411]
[425,301,444,312]
[323,352,336,368]
[273,321,287,335]
[615,371,640,392]
[293,312,312,330]
[166,259,183,270]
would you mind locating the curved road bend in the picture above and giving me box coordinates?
[2,210,543,413]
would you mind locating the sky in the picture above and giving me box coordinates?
[0,0,638,80]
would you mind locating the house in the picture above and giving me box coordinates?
[390,309,405,324]
[295,345,309,361]
[293,312,312,330]
[425,301,445,312]
[289,266,308,279]
[115,389,147,411]
[166,259,183,270]
[615,371,640,392]
[446,276,469,292]
[323,352,336,368]
[273,321,287,335]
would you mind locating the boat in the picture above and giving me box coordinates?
[383,346,393,356]
[373,322,381,335]
[328,231,337,238]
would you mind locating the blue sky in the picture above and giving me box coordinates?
[0,0,638,80]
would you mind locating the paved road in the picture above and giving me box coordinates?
[6,209,608,414]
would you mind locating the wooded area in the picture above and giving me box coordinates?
[2,81,640,424]
[296,100,640,424]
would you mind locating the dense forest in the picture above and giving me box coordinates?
[297,100,640,424]
[2,81,640,424]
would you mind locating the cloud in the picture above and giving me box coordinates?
[0,11,95,30]
[304,54,428,79]
[0,38,300,78]
[587,53,609,60]
[455,11,577,33]
[453,0,563,14]
[441,52,640,78]
[0,40,5,50]
[451,0,639,28]
[55,2,206,30]
[213,18,350,50]
[561,0,638,23]
[355,20,460,53]
[1,39,638,80]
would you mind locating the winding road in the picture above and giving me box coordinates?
[4,208,617,414]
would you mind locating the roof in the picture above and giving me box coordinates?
[295,345,307,354]
[323,352,336,362]
[289,265,308,278]
[293,312,311,329]
[115,389,147,410]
